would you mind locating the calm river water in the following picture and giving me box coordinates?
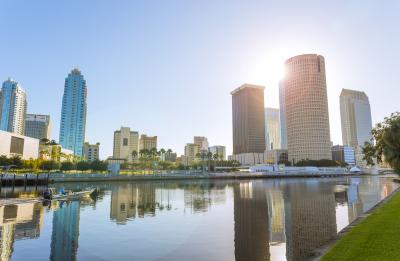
[0,176,397,261]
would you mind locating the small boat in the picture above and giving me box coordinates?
[43,188,95,201]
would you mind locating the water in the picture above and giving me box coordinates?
[0,176,397,261]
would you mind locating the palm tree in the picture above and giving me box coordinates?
[131,150,138,161]
[213,153,219,161]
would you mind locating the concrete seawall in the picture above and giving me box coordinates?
[49,172,365,183]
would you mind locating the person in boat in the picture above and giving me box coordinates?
[59,188,66,195]
[43,189,52,200]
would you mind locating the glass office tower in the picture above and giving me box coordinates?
[59,69,87,156]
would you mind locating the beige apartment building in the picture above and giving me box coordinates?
[194,136,209,152]
[83,142,100,162]
[282,54,332,162]
[184,143,200,165]
[113,127,139,162]
[139,134,157,151]
[231,84,266,155]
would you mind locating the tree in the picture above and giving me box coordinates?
[363,112,400,174]
[61,161,75,171]
[131,150,138,161]
[76,161,91,171]
[91,160,107,171]
[41,160,60,171]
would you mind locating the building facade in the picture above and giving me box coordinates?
[231,84,266,155]
[0,78,27,135]
[279,81,287,149]
[25,114,51,140]
[184,143,200,165]
[83,142,100,162]
[340,89,372,167]
[282,54,332,162]
[0,130,39,159]
[209,145,226,160]
[331,145,355,166]
[265,108,281,150]
[194,136,209,152]
[139,135,157,151]
[113,127,139,162]
[59,69,87,156]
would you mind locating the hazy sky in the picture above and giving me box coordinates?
[1,0,399,159]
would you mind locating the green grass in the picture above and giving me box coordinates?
[322,190,400,261]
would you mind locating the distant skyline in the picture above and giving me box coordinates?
[1,1,399,158]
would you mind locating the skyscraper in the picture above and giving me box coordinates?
[113,127,139,161]
[59,69,87,156]
[282,54,332,162]
[231,84,266,155]
[0,78,27,135]
[265,108,281,150]
[279,81,287,149]
[25,114,51,140]
[340,89,372,149]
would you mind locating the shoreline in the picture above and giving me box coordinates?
[308,181,400,260]
[49,172,366,183]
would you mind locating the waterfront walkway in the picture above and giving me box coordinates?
[48,171,362,183]
[320,187,400,261]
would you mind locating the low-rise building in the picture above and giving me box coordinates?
[331,145,355,166]
[139,134,157,151]
[39,143,74,162]
[25,114,51,140]
[209,145,226,160]
[161,151,177,162]
[228,152,267,166]
[0,130,39,159]
[83,142,100,162]
[265,149,288,165]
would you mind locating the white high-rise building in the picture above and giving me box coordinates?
[113,127,139,162]
[279,81,287,149]
[340,89,373,167]
[0,78,27,135]
[265,108,281,150]
[340,89,372,148]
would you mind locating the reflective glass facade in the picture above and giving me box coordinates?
[59,69,87,156]
[0,79,27,135]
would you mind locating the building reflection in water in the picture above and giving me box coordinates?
[50,201,80,261]
[284,182,337,261]
[234,181,270,261]
[0,203,43,261]
[110,183,157,224]
[183,182,227,213]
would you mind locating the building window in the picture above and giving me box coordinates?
[123,138,128,146]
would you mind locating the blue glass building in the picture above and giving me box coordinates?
[0,78,27,135]
[59,69,87,156]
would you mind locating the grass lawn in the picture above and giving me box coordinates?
[322,189,400,261]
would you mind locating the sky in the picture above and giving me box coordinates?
[1,0,399,159]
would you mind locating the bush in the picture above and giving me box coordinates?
[61,161,75,171]
[41,160,60,171]
[91,160,107,171]
[76,161,91,171]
